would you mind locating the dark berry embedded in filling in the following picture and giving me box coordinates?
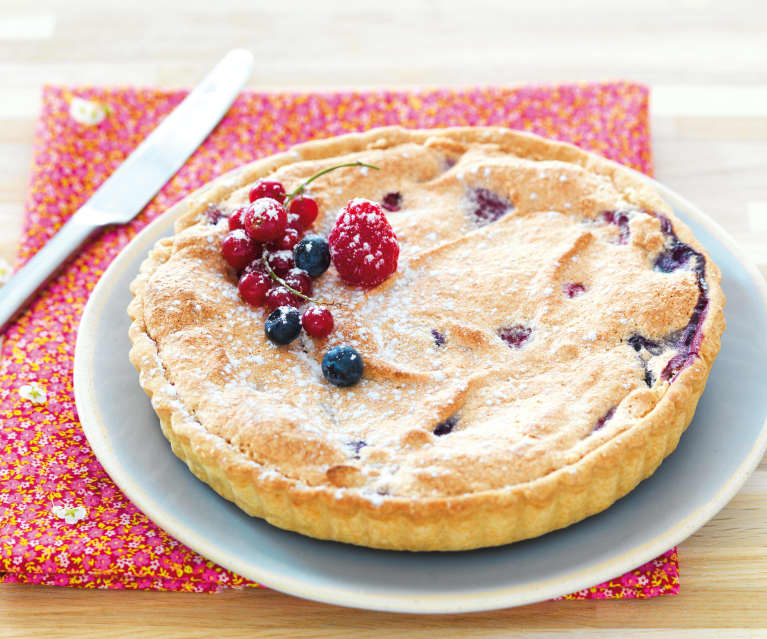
[468,187,514,226]
[381,192,402,212]
[431,329,446,347]
[627,334,663,356]
[627,334,662,387]
[600,210,631,244]
[434,415,459,436]
[625,213,710,385]
[348,440,367,458]
[593,407,616,432]
[564,282,586,298]
[653,213,709,382]
[205,205,226,225]
[498,325,532,349]
[654,243,701,273]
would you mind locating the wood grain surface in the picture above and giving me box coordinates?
[1,0,766,636]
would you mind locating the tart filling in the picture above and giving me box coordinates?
[129,127,724,550]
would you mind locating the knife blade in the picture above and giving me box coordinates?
[0,48,255,332]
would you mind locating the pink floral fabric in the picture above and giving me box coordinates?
[0,82,679,597]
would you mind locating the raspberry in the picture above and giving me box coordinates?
[249,180,286,204]
[328,199,399,288]
[244,198,288,242]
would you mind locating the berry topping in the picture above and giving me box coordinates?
[348,440,367,458]
[434,415,458,436]
[266,250,295,277]
[467,187,513,226]
[627,334,663,356]
[322,346,364,387]
[205,205,225,225]
[600,210,631,244]
[244,198,288,242]
[293,235,331,278]
[238,270,271,306]
[594,407,616,431]
[654,242,700,273]
[249,180,286,204]
[272,227,302,251]
[283,268,313,298]
[302,306,334,338]
[289,196,319,228]
[264,306,301,345]
[265,286,300,311]
[498,325,532,349]
[221,229,259,271]
[381,192,402,212]
[431,329,446,347]
[228,207,247,231]
[564,282,586,298]
[329,199,399,288]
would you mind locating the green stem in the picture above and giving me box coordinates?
[284,161,379,205]
[261,250,330,306]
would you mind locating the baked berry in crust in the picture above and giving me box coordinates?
[128,127,725,551]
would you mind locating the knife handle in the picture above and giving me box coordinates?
[0,213,99,333]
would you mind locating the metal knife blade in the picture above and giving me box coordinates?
[0,48,255,332]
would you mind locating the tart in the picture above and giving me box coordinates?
[128,126,725,551]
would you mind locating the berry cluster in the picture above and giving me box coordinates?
[217,162,388,387]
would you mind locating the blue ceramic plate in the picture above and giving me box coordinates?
[75,172,767,613]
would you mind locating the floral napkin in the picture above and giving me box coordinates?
[0,82,679,597]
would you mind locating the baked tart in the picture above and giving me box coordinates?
[128,127,725,551]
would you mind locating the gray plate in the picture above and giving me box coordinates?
[74,174,767,613]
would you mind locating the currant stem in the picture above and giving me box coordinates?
[285,161,379,205]
[261,250,331,306]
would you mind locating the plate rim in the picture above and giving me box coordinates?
[74,169,767,613]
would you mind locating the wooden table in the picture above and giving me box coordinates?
[1,1,766,636]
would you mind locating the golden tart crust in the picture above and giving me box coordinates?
[128,127,725,551]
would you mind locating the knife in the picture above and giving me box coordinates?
[0,48,255,333]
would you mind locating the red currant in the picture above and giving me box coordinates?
[244,198,288,242]
[266,250,295,277]
[272,228,302,251]
[221,229,259,271]
[286,213,304,232]
[228,207,247,231]
[265,286,300,311]
[249,180,286,204]
[283,268,313,298]
[302,306,334,338]
[289,196,319,228]
[238,270,271,306]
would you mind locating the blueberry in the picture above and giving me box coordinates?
[293,235,331,278]
[434,415,458,436]
[264,306,301,345]
[322,346,364,387]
